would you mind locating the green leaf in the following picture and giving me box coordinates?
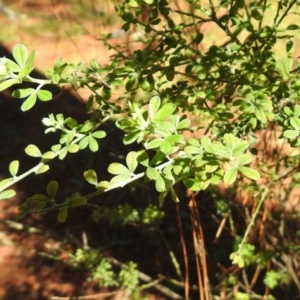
[79,121,94,132]
[177,118,190,130]
[146,138,164,149]
[57,207,68,223]
[233,140,249,155]
[155,174,166,192]
[0,190,16,200]
[166,67,175,81]
[137,150,149,167]
[35,164,50,174]
[108,163,131,175]
[12,44,28,67]
[6,58,21,72]
[9,160,19,177]
[125,75,137,91]
[290,117,300,130]
[160,140,172,154]
[25,144,42,157]
[284,106,293,117]
[21,92,37,111]
[255,108,267,124]
[47,181,58,199]
[287,24,300,30]
[12,88,35,98]
[170,187,179,202]
[84,169,98,185]
[0,178,14,191]
[96,181,110,192]
[68,197,87,207]
[149,96,161,119]
[126,151,138,173]
[124,131,140,145]
[90,59,100,71]
[224,167,238,185]
[25,50,36,68]
[224,133,236,150]
[42,151,56,159]
[128,0,139,7]
[238,166,260,180]
[283,130,299,139]
[294,105,300,117]
[0,79,20,92]
[67,144,79,153]
[238,154,252,165]
[79,136,90,149]
[143,0,154,3]
[18,65,34,79]
[37,90,52,101]
[153,103,176,122]
[89,136,99,152]
[110,174,132,186]
[31,194,50,202]
[146,167,159,180]
[59,147,68,160]
[92,131,106,139]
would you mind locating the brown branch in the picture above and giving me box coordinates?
[176,202,189,300]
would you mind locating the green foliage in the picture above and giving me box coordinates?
[1,0,300,298]
[71,249,139,291]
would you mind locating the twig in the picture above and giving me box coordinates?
[176,202,189,300]
[51,291,117,300]
[106,257,183,300]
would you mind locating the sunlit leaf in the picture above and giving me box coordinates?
[12,44,28,67]
[149,96,161,119]
[153,103,176,122]
[238,166,260,180]
[0,190,16,200]
[35,164,50,174]
[25,144,42,157]
[146,167,160,180]
[126,151,138,173]
[224,167,238,185]
[9,160,19,177]
[108,163,131,175]
[21,92,37,111]
[37,90,52,101]
[283,130,299,139]
[0,79,20,92]
[155,174,166,192]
